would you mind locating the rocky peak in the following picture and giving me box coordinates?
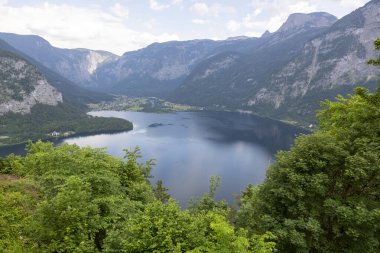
[277,12,337,33]
[261,30,271,38]
[362,0,380,25]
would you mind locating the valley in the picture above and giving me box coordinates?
[1,0,378,128]
[0,0,379,251]
[88,96,203,113]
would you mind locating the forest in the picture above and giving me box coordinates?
[0,103,133,146]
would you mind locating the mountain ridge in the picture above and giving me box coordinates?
[170,1,379,124]
[0,33,119,88]
[0,1,378,125]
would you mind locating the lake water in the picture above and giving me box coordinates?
[68,111,307,206]
[0,111,307,206]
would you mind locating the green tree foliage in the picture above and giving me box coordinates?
[104,199,276,253]
[368,38,380,66]
[0,142,275,252]
[236,87,380,252]
[153,179,171,203]
[188,176,229,213]
[2,141,154,252]
[0,175,39,252]
[0,103,133,146]
[32,176,100,252]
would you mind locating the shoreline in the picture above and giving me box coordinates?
[0,128,133,156]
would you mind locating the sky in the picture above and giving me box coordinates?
[0,0,370,55]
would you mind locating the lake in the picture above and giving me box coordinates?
[69,111,307,206]
[0,111,307,206]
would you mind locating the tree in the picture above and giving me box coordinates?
[31,176,100,253]
[368,38,380,66]
[104,199,276,253]
[188,176,228,213]
[153,179,170,203]
[0,176,39,252]
[236,38,380,253]
[120,147,155,203]
[2,142,156,252]
[237,87,380,252]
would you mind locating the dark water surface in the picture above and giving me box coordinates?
[0,111,307,206]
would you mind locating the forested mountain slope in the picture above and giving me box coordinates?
[0,39,131,145]
[171,1,380,123]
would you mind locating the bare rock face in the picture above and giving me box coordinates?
[277,12,338,33]
[251,1,380,108]
[0,33,119,88]
[95,40,220,84]
[0,54,62,115]
[54,49,118,87]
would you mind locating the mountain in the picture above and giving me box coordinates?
[0,33,263,97]
[0,39,131,146]
[94,40,220,96]
[94,38,264,97]
[170,12,338,116]
[0,37,114,108]
[1,1,378,126]
[0,33,118,88]
[248,1,379,121]
[277,12,338,33]
[171,3,379,124]
[0,49,62,115]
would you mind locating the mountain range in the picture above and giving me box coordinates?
[0,38,131,145]
[0,0,379,128]
[171,1,380,123]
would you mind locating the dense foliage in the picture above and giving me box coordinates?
[0,103,133,145]
[0,141,275,252]
[236,86,380,252]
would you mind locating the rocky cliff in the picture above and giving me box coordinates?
[0,50,62,115]
[250,0,379,110]
[0,33,118,88]
[94,38,263,96]
[170,1,379,123]
[170,12,338,109]
[277,12,338,33]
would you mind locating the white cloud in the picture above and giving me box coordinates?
[172,0,183,4]
[110,3,129,18]
[226,20,241,32]
[336,0,367,9]
[149,0,183,11]
[143,18,159,30]
[244,31,262,37]
[238,0,368,39]
[0,2,179,55]
[191,2,236,17]
[192,19,209,25]
[248,0,317,32]
[253,8,262,17]
[0,0,368,54]
[191,2,209,16]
